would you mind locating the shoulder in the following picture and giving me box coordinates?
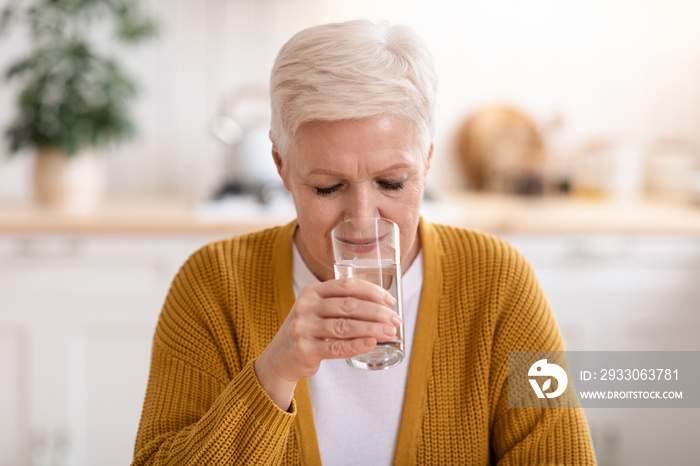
[181,223,291,280]
[427,222,514,251]
[153,224,293,375]
[423,221,544,322]
[163,223,291,322]
[424,223,561,352]
[422,221,531,278]
[194,224,287,262]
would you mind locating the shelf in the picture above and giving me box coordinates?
[1,193,699,235]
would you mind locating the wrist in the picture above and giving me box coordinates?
[254,352,298,411]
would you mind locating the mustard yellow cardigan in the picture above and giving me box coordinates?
[133,220,595,465]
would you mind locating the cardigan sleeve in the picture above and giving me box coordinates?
[132,244,296,465]
[487,245,596,465]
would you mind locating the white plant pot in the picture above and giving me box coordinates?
[33,147,106,215]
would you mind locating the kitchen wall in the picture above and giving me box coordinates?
[1,0,699,201]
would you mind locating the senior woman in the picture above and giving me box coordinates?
[133,20,595,465]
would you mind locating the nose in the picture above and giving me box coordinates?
[343,183,380,220]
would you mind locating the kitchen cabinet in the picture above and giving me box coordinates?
[502,234,700,466]
[0,233,230,466]
[501,234,700,351]
[1,230,699,466]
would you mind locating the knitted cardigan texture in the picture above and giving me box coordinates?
[133,219,595,465]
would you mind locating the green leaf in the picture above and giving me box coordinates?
[1,0,156,155]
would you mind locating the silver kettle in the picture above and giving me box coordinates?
[211,85,283,203]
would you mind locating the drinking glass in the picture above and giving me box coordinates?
[331,217,405,370]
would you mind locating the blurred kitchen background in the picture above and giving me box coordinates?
[0,1,699,465]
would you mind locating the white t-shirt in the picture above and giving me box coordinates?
[292,243,424,466]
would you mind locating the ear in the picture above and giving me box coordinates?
[271,141,291,191]
[426,143,434,170]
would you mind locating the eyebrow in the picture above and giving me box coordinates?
[308,162,414,176]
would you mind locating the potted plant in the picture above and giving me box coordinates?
[0,0,156,213]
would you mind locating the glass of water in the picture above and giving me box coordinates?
[331,217,405,370]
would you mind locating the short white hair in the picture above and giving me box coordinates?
[270,20,437,158]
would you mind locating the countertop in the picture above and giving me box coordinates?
[1,193,700,235]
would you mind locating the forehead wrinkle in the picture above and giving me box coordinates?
[287,115,422,179]
[308,160,415,178]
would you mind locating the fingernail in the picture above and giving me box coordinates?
[383,325,396,337]
[391,314,402,326]
[385,294,396,306]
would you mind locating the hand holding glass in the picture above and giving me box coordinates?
[331,217,405,370]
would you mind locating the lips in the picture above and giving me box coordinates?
[337,233,388,254]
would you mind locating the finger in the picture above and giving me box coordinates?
[317,297,401,325]
[321,337,378,360]
[315,317,397,341]
[314,278,396,306]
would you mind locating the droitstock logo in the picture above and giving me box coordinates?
[511,351,699,408]
[528,359,568,399]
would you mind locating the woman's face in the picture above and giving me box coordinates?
[273,115,432,281]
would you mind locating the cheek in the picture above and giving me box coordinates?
[387,181,424,217]
[398,183,425,252]
[408,183,425,207]
[296,195,337,228]
[293,193,337,248]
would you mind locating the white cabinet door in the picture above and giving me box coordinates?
[0,233,230,466]
[66,322,156,466]
[0,327,30,466]
[501,234,700,466]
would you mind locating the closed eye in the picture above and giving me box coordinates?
[378,181,405,191]
[315,184,341,197]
